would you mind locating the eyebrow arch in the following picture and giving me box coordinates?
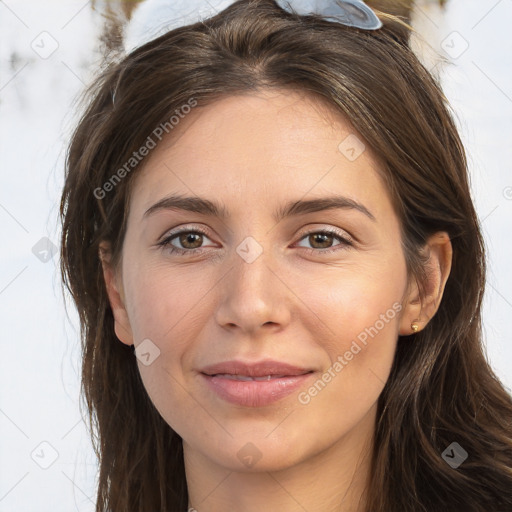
[143,194,376,223]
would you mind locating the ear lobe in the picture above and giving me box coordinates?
[399,232,452,335]
[99,242,134,346]
[398,276,422,336]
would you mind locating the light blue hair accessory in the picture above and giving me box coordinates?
[275,0,382,30]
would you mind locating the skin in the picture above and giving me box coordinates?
[100,88,452,512]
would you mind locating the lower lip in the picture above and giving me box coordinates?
[200,373,314,407]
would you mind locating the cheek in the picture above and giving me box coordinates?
[293,261,404,407]
[123,274,202,433]
[121,260,217,424]
[302,258,405,348]
[123,260,209,345]
[120,263,190,370]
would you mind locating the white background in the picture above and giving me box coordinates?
[0,0,511,510]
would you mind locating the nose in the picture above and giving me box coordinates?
[214,244,292,336]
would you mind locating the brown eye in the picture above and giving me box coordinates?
[158,228,215,255]
[296,228,353,255]
[308,232,335,249]
[177,232,204,249]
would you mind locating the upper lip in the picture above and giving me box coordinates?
[200,360,314,377]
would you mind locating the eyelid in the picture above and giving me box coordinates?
[158,223,211,241]
[295,224,354,243]
[157,225,217,252]
[292,227,354,256]
[159,224,353,242]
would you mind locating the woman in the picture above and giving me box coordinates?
[59,1,512,510]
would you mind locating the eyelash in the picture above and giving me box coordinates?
[157,226,354,256]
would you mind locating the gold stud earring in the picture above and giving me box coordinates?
[411,322,419,333]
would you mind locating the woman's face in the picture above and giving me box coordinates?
[104,89,419,472]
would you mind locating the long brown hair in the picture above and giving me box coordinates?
[59,1,512,510]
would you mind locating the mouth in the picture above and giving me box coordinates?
[200,360,314,378]
[207,373,305,381]
[199,360,315,407]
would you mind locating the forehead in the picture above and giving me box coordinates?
[127,88,389,220]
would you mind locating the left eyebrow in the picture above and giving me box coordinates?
[142,194,376,222]
[274,196,376,223]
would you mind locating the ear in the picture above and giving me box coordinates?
[399,232,452,335]
[98,241,134,346]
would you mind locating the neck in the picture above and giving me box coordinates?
[183,406,376,512]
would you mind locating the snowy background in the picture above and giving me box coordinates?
[0,0,511,510]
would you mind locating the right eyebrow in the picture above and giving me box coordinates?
[143,194,228,220]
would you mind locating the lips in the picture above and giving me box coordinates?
[200,360,313,378]
[199,360,315,407]
[212,374,288,381]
